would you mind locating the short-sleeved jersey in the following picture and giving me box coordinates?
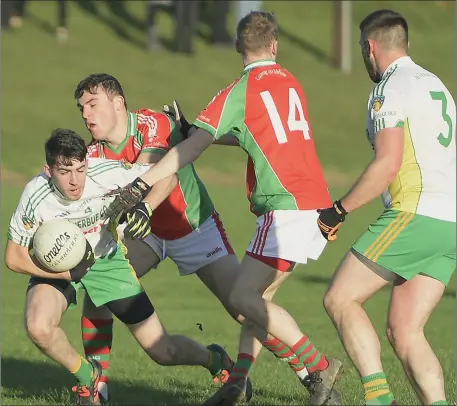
[366,56,456,222]
[193,60,331,216]
[8,158,151,258]
[87,109,214,239]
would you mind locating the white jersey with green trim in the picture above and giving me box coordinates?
[366,56,456,222]
[8,158,151,258]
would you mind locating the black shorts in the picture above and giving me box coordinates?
[26,277,77,309]
[123,238,159,278]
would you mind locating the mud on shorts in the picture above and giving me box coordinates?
[246,209,328,272]
[27,243,144,309]
[133,210,235,276]
[352,209,456,286]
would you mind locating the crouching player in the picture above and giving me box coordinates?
[4,129,234,406]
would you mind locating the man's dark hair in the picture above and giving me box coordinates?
[45,128,87,167]
[74,73,127,108]
[360,9,408,50]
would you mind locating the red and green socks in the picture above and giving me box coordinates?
[362,372,395,405]
[292,335,329,373]
[227,353,256,383]
[81,318,113,388]
[263,337,308,379]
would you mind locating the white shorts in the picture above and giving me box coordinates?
[142,211,234,276]
[246,210,327,270]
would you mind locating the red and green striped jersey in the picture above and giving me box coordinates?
[194,60,331,216]
[87,109,214,239]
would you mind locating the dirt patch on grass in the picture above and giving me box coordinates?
[1,167,28,186]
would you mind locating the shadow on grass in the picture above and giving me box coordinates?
[74,0,146,51]
[278,24,333,66]
[2,356,196,405]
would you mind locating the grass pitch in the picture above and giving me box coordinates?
[1,1,455,404]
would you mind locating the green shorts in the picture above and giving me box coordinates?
[352,209,456,286]
[72,243,143,308]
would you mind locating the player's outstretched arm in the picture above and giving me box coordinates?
[5,240,72,280]
[213,133,240,146]
[340,127,404,213]
[140,129,214,187]
[135,151,178,211]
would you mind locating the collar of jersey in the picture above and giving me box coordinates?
[49,179,71,202]
[100,111,137,155]
[243,59,277,73]
[382,55,412,79]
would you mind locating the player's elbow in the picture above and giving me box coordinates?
[376,155,401,185]
[4,241,26,273]
[385,159,401,183]
[169,173,178,190]
[5,248,20,273]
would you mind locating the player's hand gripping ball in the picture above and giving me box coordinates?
[105,177,152,225]
[33,218,87,272]
[162,100,193,139]
[32,218,95,281]
[317,200,347,241]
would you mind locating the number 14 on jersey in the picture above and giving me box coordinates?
[261,87,311,144]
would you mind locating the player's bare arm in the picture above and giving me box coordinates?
[140,128,215,187]
[340,127,404,213]
[5,240,71,280]
[135,151,178,211]
[189,127,238,146]
[317,127,404,240]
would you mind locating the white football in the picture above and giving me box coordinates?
[33,218,87,273]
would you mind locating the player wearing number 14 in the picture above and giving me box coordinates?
[131,11,343,405]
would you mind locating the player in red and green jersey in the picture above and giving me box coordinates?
[74,73,240,402]
[74,73,310,404]
[125,11,344,406]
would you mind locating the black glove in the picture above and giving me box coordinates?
[106,177,152,225]
[317,200,347,241]
[162,100,194,139]
[124,202,154,240]
[69,240,95,282]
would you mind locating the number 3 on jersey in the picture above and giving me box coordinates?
[261,88,310,144]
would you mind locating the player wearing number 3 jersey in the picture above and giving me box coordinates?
[137,11,344,405]
[320,10,456,406]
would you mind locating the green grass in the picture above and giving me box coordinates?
[1,1,455,405]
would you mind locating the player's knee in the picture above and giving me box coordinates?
[229,285,258,319]
[106,292,155,325]
[386,324,419,359]
[25,315,54,350]
[323,288,348,322]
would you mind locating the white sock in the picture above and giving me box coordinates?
[97,382,109,400]
[296,366,309,380]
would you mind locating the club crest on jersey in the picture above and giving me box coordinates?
[372,95,385,112]
[120,161,133,170]
[22,215,34,230]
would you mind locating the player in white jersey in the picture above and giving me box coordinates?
[5,129,237,406]
[317,9,455,406]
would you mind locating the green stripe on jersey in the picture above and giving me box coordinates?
[24,182,49,218]
[244,127,299,215]
[215,74,248,138]
[25,189,53,219]
[87,161,120,176]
